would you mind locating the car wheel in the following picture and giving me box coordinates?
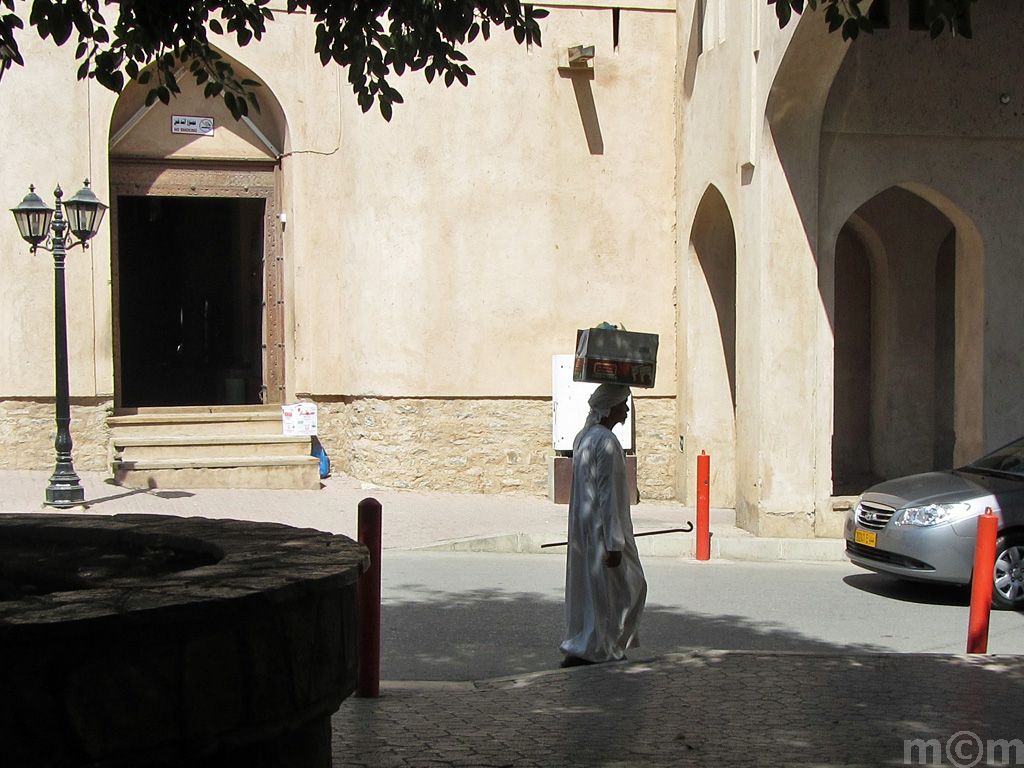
[992,535,1024,611]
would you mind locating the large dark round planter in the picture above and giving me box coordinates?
[0,514,369,768]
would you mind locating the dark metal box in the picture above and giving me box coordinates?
[573,328,658,388]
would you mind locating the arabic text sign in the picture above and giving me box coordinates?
[172,115,215,136]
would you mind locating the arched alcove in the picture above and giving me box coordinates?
[682,184,737,506]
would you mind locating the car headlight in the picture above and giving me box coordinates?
[894,502,974,527]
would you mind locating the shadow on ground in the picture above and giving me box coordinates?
[340,641,1024,768]
[381,587,890,681]
[843,572,972,606]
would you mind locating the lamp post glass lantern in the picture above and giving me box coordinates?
[11,181,106,508]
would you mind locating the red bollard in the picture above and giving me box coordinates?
[696,451,711,561]
[356,497,382,697]
[967,507,999,654]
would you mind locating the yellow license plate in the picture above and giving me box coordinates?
[855,529,877,547]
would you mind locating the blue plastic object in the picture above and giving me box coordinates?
[311,437,330,478]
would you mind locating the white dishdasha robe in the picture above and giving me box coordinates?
[560,422,647,662]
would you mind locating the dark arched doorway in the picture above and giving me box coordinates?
[832,186,965,493]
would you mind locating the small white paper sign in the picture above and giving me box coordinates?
[172,115,215,136]
[282,403,318,436]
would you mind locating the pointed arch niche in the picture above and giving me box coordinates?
[681,184,737,506]
[107,55,288,408]
[831,185,983,493]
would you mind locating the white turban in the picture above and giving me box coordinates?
[584,383,631,428]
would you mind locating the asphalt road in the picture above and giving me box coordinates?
[379,552,1024,680]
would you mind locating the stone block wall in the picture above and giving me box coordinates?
[634,397,677,501]
[0,395,678,500]
[0,398,112,471]
[312,396,678,500]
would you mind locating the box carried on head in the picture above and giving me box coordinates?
[573,326,658,388]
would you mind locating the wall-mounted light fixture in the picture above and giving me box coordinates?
[567,45,595,66]
[559,45,601,154]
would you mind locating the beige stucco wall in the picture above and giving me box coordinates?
[0,6,680,498]
[266,6,679,399]
[0,40,117,402]
[676,0,831,536]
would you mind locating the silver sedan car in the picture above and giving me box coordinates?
[845,436,1024,610]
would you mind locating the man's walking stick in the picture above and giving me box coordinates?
[541,522,694,549]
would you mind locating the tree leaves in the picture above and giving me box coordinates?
[772,0,975,41]
[25,0,994,124]
[296,0,545,120]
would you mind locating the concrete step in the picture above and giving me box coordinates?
[113,434,312,461]
[109,410,285,437]
[112,456,322,491]
[107,406,320,490]
[113,404,283,415]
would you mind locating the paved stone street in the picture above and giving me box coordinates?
[333,651,1024,767]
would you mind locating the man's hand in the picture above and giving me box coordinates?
[605,550,622,568]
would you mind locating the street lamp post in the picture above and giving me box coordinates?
[11,182,107,508]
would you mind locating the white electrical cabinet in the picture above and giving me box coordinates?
[552,354,634,451]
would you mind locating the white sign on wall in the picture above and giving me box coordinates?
[282,403,318,436]
[172,115,215,136]
[552,355,633,451]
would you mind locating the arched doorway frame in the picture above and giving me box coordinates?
[106,50,288,409]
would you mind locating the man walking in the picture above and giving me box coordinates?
[560,383,647,667]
